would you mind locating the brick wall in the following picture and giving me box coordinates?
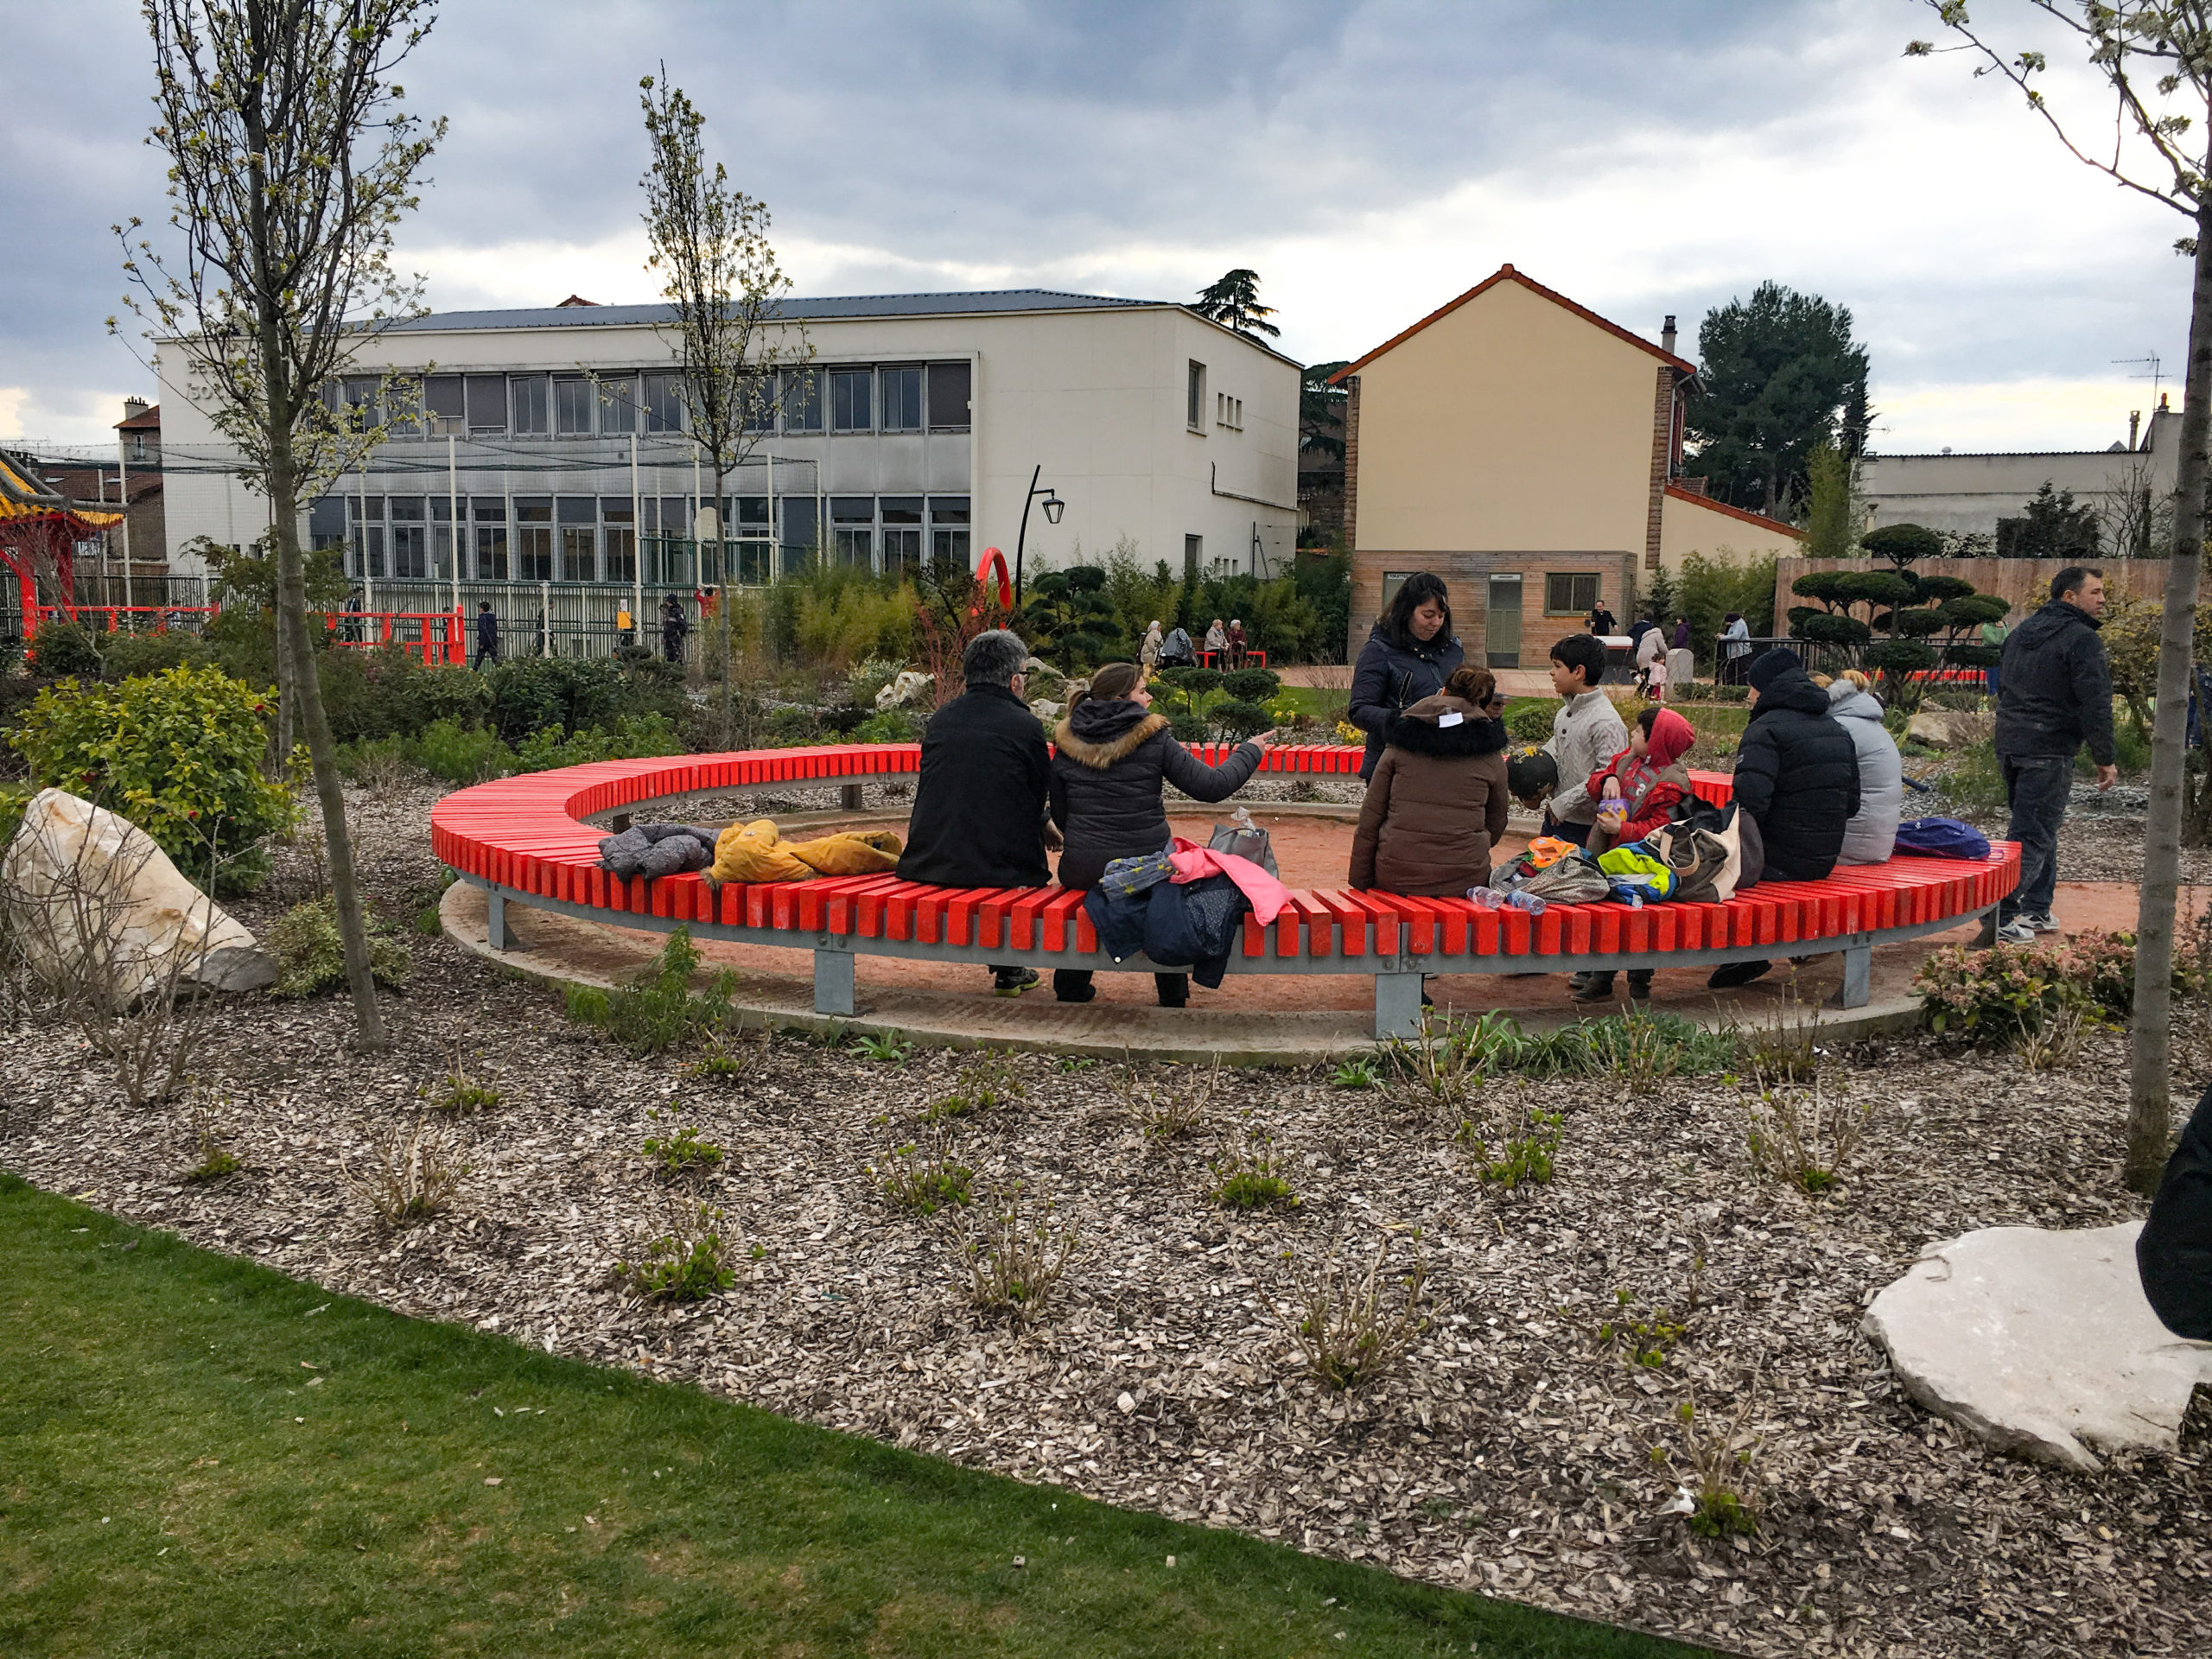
[1643,365,1671,572]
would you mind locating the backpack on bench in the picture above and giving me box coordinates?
[1648,798,1762,903]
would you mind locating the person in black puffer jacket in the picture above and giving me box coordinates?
[1707,648,1860,990]
[1049,661,1274,1005]
[1348,571,1465,780]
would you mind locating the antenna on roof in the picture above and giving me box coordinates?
[2113,352,2164,405]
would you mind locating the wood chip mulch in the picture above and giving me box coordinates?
[4,779,2211,1659]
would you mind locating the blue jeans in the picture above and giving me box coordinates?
[1999,754,2072,922]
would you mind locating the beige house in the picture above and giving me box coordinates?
[1331,264,1802,666]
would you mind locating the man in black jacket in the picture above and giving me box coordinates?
[1992,567,2117,942]
[1707,648,1860,989]
[898,629,1057,995]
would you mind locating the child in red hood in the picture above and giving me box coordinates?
[1586,705,1696,854]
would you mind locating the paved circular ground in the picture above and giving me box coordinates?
[444,805,2166,1063]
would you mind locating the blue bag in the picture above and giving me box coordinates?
[1893,817,1991,861]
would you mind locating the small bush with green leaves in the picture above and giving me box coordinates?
[1596,1287,1691,1370]
[923,1052,1026,1121]
[422,1050,502,1115]
[1742,1075,1868,1196]
[1220,665,1281,703]
[564,927,734,1056]
[1651,1393,1763,1539]
[410,717,513,785]
[1286,1232,1431,1391]
[849,1030,913,1064]
[1913,938,2091,1044]
[1208,1122,1299,1211]
[641,1108,724,1176]
[26,621,105,680]
[685,1025,766,1083]
[1503,698,1558,743]
[267,897,413,998]
[183,1094,239,1183]
[874,1141,975,1216]
[1458,1106,1564,1190]
[512,713,685,774]
[961,1183,1077,1321]
[1330,1056,1381,1090]
[618,1199,738,1301]
[9,662,294,893]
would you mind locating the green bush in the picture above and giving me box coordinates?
[267,897,413,997]
[512,714,686,774]
[412,719,513,785]
[1210,698,1273,741]
[480,656,678,744]
[565,927,735,1056]
[1503,699,1557,743]
[851,709,922,744]
[99,629,213,680]
[1221,665,1281,702]
[1166,711,1209,746]
[8,663,292,892]
[26,622,103,680]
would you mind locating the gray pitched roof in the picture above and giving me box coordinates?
[385,289,1166,333]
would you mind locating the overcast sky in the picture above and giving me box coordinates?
[3,0,2196,454]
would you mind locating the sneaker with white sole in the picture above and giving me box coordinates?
[2022,912,2059,933]
[1994,918,2037,945]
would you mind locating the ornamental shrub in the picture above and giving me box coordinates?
[411,718,513,785]
[512,713,686,773]
[267,896,414,997]
[1221,665,1281,703]
[1913,939,2094,1043]
[1504,699,1557,743]
[8,663,293,892]
[26,622,103,680]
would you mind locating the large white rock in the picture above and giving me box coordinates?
[1904,708,1990,751]
[873,670,934,711]
[1864,1222,2212,1473]
[2,787,275,998]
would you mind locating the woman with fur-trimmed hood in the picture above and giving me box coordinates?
[1049,663,1274,1004]
[1348,664,1510,895]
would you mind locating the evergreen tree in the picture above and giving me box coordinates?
[1682,282,1871,516]
[1192,269,1280,338]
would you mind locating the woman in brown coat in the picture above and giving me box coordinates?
[1348,664,1510,894]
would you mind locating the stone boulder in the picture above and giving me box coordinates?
[1905,708,1990,751]
[2,788,276,998]
[873,670,934,711]
[1864,1222,2212,1472]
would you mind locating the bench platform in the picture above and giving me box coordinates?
[429,744,2018,1040]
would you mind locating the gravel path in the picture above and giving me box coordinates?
[4,780,2211,1659]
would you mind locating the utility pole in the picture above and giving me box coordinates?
[117,433,134,619]
[448,433,461,660]
[631,433,644,646]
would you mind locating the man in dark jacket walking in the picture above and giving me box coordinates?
[473,600,499,669]
[1707,648,1859,989]
[660,593,690,664]
[898,629,1057,995]
[1991,567,2117,942]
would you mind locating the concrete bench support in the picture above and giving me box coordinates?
[814,946,856,1017]
[1374,972,1426,1042]
[840,783,865,811]
[486,890,512,952]
[1841,943,1872,1009]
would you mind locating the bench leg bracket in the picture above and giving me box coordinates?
[486,891,512,952]
[1840,944,1871,1009]
[1374,972,1424,1041]
[815,948,856,1018]
[839,783,865,812]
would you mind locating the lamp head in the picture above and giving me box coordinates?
[1042,493,1065,525]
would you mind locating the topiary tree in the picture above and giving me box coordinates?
[1210,698,1273,741]
[1221,665,1281,703]
[1797,613,1872,646]
[1860,523,1943,570]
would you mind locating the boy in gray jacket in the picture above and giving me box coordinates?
[1541,633,1629,846]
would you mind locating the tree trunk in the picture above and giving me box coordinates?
[713,461,734,747]
[273,582,296,768]
[2126,184,2212,1192]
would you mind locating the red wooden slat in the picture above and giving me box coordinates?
[1313,890,1369,957]
[1041,889,1087,951]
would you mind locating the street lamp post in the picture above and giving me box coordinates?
[1011,463,1064,607]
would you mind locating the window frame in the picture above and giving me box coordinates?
[926,361,970,432]
[1542,571,1602,617]
[1187,360,1206,432]
[830,368,874,434]
[880,365,923,432]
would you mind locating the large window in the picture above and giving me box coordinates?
[514,497,553,581]
[598,374,638,436]
[554,376,594,436]
[782,369,821,432]
[644,372,685,434]
[830,369,873,432]
[880,496,922,575]
[466,374,507,434]
[348,494,384,578]
[340,376,379,432]
[557,497,596,582]
[830,495,874,567]
[779,496,818,575]
[927,361,970,432]
[309,496,346,553]
[472,498,508,580]
[880,366,922,432]
[1543,572,1600,616]
[425,375,465,435]
[511,375,549,436]
[389,496,428,579]
[601,499,636,583]
[929,496,969,569]
[430,496,456,579]
[741,372,774,433]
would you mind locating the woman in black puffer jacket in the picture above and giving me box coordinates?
[1348,571,1465,780]
[1049,661,1274,1005]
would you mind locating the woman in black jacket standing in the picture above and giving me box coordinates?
[1049,662,1274,1006]
[1348,572,1465,780]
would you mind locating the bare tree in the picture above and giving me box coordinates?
[2098,452,2177,559]
[114,0,446,1051]
[1910,3,2211,1191]
[639,69,811,744]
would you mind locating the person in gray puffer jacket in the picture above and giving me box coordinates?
[1827,671,1902,865]
[1048,660,1274,1005]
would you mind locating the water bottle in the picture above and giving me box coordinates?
[1468,886,1546,916]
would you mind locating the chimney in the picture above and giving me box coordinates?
[1661,315,1677,357]
[2130,410,2142,450]
[122,397,149,422]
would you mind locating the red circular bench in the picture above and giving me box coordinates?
[429,743,2019,1038]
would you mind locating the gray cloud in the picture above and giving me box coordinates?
[3,0,2192,448]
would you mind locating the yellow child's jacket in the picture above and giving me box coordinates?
[707,818,903,884]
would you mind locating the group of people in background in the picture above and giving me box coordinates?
[812,558,2120,1012]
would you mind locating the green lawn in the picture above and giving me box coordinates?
[0,1174,1708,1658]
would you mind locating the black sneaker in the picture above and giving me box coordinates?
[1570,974,1618,1005]
[992,967,1039,997]
[1707,959,1772,990]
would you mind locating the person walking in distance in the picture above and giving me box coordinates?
[1991,566,2117,943]
[660,592,690,664]
[473,599,499,670]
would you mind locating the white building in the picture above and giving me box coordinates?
[156,289,1301,639]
